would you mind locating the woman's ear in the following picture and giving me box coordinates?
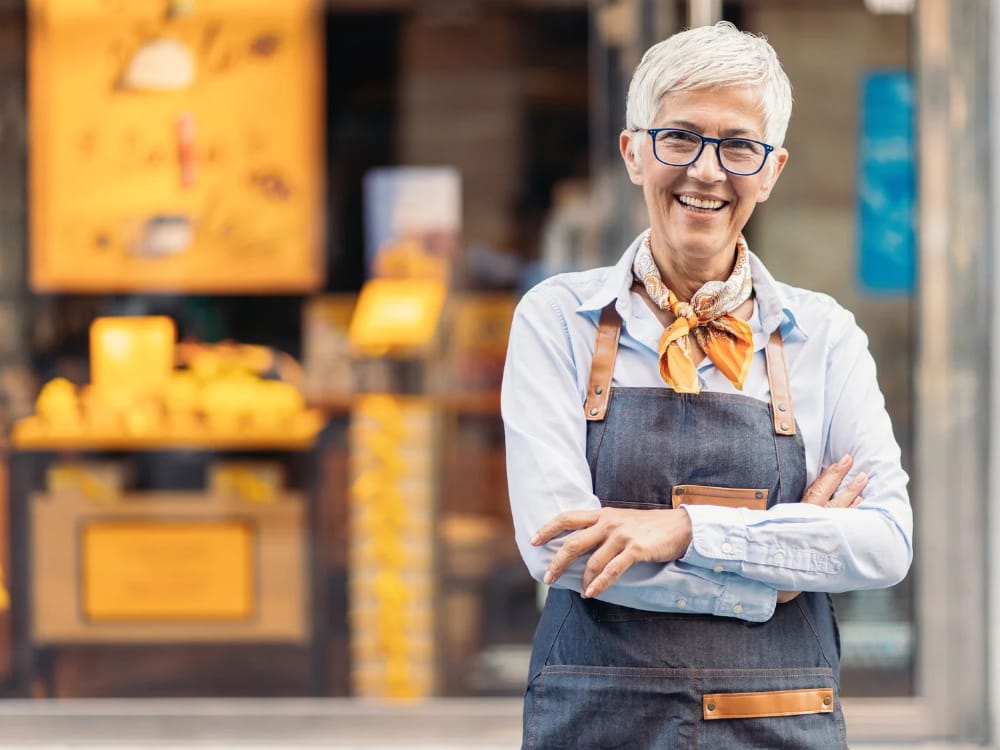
[757,148,789,202]
[620,130,644,186]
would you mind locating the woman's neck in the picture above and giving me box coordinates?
[653,247,738,301]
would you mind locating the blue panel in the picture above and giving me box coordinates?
[857,71,916,294]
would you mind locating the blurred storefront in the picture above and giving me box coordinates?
[0,0,991,746]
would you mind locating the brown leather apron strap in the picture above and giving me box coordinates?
[764,329,796,436]
[586,308,796,431]
[584,304,621,421]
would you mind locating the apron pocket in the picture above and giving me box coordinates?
[696,671,846,750]
[524,665,698,750]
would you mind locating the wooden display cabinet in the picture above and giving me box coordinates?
[6,422,350,698]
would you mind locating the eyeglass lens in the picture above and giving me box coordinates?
[653,130,766,174]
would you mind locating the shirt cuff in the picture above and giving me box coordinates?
[713,571,777,622]
[680,503,750,572]
[680,502,844,576]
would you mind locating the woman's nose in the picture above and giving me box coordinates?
[686,143,726,182]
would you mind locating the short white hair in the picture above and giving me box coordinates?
[625,22,792,151]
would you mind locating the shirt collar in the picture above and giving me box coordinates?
[575,231,646,317]
[746,250,808,340]
[576,229,808,341]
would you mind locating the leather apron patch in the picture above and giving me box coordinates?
[671,484,768,511]
[703,688,835,720]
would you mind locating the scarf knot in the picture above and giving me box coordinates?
[673,301,698,330]
[632,232,755,394]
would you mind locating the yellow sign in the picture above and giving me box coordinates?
[29,0,323,292]
[83,519,254,621]
[348,278,446,355]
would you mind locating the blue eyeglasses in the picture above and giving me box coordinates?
[646,128,775,176]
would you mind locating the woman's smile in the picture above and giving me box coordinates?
[675,192,730,214]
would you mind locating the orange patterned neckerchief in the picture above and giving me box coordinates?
[632,232,755,394]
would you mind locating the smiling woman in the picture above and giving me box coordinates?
[501,21,912,750]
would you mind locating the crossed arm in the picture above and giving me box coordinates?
[535,455,868,602]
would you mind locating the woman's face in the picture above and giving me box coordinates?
[620,86,788,271]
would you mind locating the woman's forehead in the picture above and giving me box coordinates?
[653,87,765,134]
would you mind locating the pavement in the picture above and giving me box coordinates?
[0,698,990,749]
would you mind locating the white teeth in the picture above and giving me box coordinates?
[678,195,725,210]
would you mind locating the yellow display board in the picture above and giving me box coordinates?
[28,0,323,292]
[83,519,254,621]
[348,278,446,356]
[32,490,308,643]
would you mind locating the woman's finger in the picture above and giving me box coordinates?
[801,454,853,506]
[583,549,637,598]
[828,472,868,508]
[543,525,605,584]
[581,538,627,592]
[532,509,602,546]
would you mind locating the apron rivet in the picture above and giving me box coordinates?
[595,385,603,395]
[823,696,832,706]
[589,407,599,416]
[755,491,763,499]
[707,702,716,712]
[780,422,790,431]
[675,487,684,495]
[777,402,788,412]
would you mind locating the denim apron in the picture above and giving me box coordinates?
[522,305,846,749]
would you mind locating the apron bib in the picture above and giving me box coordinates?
[522,305,846,750]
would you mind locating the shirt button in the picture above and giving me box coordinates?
[773,552,785,565]
[676,598,687,608]
[713,565,724,573]
[732,604,743,615]
[721,542,733,554]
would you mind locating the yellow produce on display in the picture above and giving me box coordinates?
[13,316,322,448]
[349,395,435,699]
[47,462,123,505]
[209,461,284,505]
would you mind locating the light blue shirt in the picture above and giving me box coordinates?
[501,231,913,623]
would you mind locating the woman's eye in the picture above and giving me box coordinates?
[657,130,699,144]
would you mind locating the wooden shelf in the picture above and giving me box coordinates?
[306,391,501,416]
[11,413,325,452]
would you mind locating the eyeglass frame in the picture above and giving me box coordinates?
[644,127,776,176]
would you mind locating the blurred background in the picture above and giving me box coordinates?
[0,0,993,746]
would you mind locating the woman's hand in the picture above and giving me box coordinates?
[778,454,869,603]
[801,454,868,510]
[531,507,694,599]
